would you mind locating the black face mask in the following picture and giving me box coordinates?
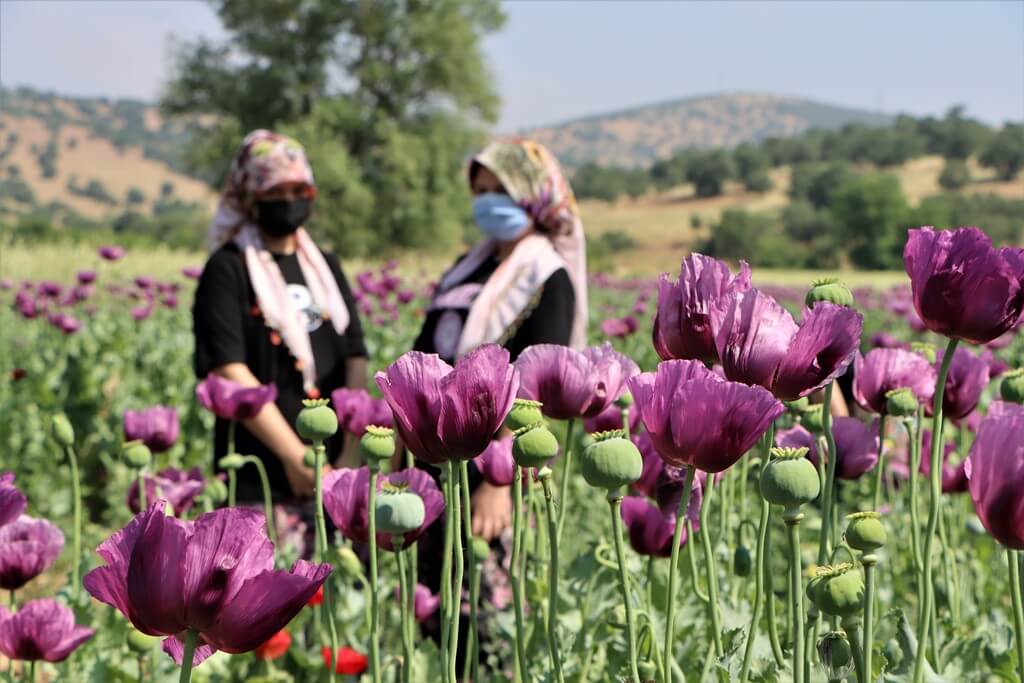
[255,198,312,237]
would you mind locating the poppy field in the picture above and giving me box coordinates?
[1,226,1023,683]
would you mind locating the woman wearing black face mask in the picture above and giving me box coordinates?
[192,130,368,502]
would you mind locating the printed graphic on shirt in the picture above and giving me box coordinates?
[287,283,323,333]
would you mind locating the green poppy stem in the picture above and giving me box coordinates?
[178,630,198,683]
[556,418,576,545]
[395,540,413,683]
[863,555,878,683]
[871,414,887,510]
[439,463,454,675]
[367,467,382,683]
[137,468,147,511]
[510,466,528,682]
[764,505,785,666]
[913,336,958,683]
[699,474,724,658]
[313,444,338,683]
[816,382,838,565]
[539,472,566,683]
[621,407,631,438]
[907,408,924,574]
[463,547,483,683]
[63,444,82,598]
[608,493,640,683]
[740,422,776,683]
[845,618,867,683]
[227,470,237,508]
[1008,548,1024,683]
[662,465,697,683]
[459,461,480,683]
[784,510,805,683]
[242,456,277,545]
[686,519,709,603]
[447,462,465,683]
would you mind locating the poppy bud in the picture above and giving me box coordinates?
[800,405,825,433]
[845,511,887,553]
[909,341,936,365]
[1000,368,1024,404]
[785,397,810,414]
[733,546,753,577]
[297,398,338,442]
[303,448,318,468]
[614,391,634,409]
[123,440,152,469]
[218,454,245,471]
[512,423,559,469]
[638,660,657,681]
[816,630,854,679]
[581,430,643,494]
[506,398,544,432]
[51,414,75,448]
[205,476,228,504]
[885,387,918,418]
[812,563,864,618]
[360,425,395,469]
[805,277,854,309]
[471,536,490,563]
[334,546,363,577]
[374,483,425,536]
[760,447,820,514]
[126,628,160,654]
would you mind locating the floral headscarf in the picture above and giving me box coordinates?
[206,130,349,395]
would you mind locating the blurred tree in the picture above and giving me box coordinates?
[162,0,504,255]
[573,163,650,201]
[937,159,970,190]
[829,173,909,269]
[979,123,1024,180]
[685,150,735,197]
[788,162,858,210]
[649,150,691,190]
[733,143,774,192]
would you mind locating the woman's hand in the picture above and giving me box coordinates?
[471,481,511,541]
[283,456,316,498]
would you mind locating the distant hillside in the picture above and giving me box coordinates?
[522,93,894,167]
[0,86,215,220]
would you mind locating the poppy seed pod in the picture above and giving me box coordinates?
[205,476,228,505]
[303,448,318,468]
[785,397,810,414]
[512,423,559,469]
[813,563,865,618]
[297,398,338,442]
[360,425,395,469]
[845,511,887,553]
[1000,368,1024,404]
[885,387,918,418]
[126,629,160,654]
[218,454,245,471]
[51,414,75,448]
[800,405,824,433]
[471,536,490,563]
[122,441,152,469]
[580,430,643,493]
[374,483,426,536]
[505,399,544,432]
[760,447,821,513]
[614,391,634,409]
[334,546,364,577]
[817,630,854,678]
[910,341,937,366]
[806,277,854,309]
[733,546,753,577]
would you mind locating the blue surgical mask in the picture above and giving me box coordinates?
[472,193,531,241]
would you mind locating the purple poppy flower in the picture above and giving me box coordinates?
[584,402,640,435]
[964,404,1024,549]
[376,345,519,465]
[870,332,902,349]
[395,584,441,623]
[988,357,1009,379]
[161,295,179,309]
[132,300,154,321]
[0,516,64,590]
[196,374,278,421]
[515,343,638,421]
[775,418,878,481]
[37,281,62,298]
[127,467,206,516]
[652,253,751,363]
[0,474,26,529]
[919,430,967,493]
[0,279,11,291]
[134,276,153,290]
[51,314,81,335]
[84,503,330,667]
[853,348,936,415]
[710,289,863,400]
[629,360,784,473]
[330,388,394,438]
[322,467,444,551]
[76,270,97,285]
[397,290,416,305]
[182,266,203,280]
[620,485,702,558]
[929,347,991,421]
[904,226,1024,344]
[123,406,180,453]
[473,436,515,487]
[0,599,93,662]
[98,245,125,261]
[601,316,638,339]
[72,284,94,303]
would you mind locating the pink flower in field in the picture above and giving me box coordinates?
[76,270,96,285]
[965,402,1024,549]
[853,348,936,415]
[0,474,26,529]
[330,387,393,438]
[395,583,441,623]
[196,374,278,421]
[127,467,206,516]
[0,516,64,590]
[473,436,515,487]
[515,343,638,421]
[98,245,125,261]
[123,406,179,453]
[601,316,638,339]
[0,599,93,662]
[181,266,203,280]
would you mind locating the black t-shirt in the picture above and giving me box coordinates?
[413,255,576,363]
[192,243,367,502]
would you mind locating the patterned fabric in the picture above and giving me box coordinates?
[206,130,350,393]
[436,139,588,356]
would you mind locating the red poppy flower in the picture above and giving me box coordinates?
[323,646,369,675]
[254,630,291,660]
[10,369,26,382]
[307,585,323,606]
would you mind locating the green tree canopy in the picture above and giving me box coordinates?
[979,123,1024,181]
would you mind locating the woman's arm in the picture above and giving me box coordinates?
[213,363,316,497]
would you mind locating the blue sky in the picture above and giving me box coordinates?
[1,0,1021,130]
